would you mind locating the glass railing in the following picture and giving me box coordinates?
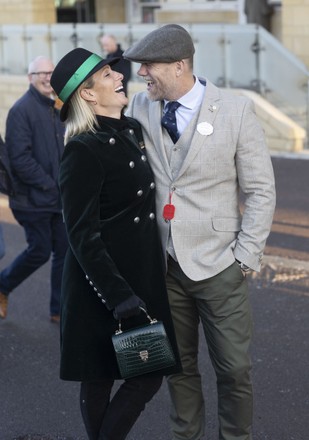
[0,22,308,141]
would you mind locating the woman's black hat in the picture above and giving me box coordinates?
[50,47,120,121]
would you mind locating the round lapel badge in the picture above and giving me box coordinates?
[197,122,214,136]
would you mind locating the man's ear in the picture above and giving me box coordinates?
[175,60,184,77]
[80,88,95,103]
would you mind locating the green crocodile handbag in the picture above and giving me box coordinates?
[112,308,176,379]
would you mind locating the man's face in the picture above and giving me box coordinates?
[29,58,54,98]
[137,62,178,101]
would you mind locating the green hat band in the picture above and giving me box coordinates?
[59,53,102,102]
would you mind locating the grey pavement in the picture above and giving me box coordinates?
[0,153,308,440]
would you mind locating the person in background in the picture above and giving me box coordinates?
[0,56,68,323]
[50,47,181,440]
[124,24,276,440]
[99,34,132,95]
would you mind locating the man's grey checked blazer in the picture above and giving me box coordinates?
[127,79,276,281]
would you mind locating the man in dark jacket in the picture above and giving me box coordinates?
[99,34,132,95]
[0,56,68,322]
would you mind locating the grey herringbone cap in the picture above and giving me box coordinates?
[123,24,195,63]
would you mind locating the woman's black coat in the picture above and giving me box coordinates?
[59,116,181,381]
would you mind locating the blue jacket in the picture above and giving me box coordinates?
[5,84,65,212]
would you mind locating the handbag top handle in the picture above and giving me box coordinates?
[115,307,157,335]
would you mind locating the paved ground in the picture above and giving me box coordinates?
[0,154,308,440]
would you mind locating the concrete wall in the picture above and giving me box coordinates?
[0,0,126,25]
[0,0,56,24]
[155,10,238,24]
[95,0,126,23]
[282,0,309,68]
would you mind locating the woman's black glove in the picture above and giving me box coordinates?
[113,295,146,320]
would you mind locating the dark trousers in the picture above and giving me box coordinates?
[166,259,253,440]
[80,375,163,440]
[0,209,68,315]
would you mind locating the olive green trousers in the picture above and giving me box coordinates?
[166,259,253,440]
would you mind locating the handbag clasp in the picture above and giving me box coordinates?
[139,350,149,362]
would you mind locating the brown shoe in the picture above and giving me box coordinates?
[50,314,60,323]
[0,292,8,319]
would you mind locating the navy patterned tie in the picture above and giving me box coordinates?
[161,101,181,143]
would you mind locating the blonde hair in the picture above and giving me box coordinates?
[64,76,98,145]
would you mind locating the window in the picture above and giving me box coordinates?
[55,0,95,23]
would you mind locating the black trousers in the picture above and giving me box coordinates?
[80,375,163,440]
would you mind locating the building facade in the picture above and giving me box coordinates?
[0,1,308,67]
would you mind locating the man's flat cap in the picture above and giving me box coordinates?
[123,24,195,63]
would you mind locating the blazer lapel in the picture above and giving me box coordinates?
[176,80,221,179]
[148,100,173,179]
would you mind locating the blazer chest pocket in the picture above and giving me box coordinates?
[212,217,241,232]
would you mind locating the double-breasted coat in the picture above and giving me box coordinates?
[59,115,181,381]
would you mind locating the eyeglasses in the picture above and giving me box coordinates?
[30,71,54,78]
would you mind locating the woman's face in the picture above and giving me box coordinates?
[87,65,128,117]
